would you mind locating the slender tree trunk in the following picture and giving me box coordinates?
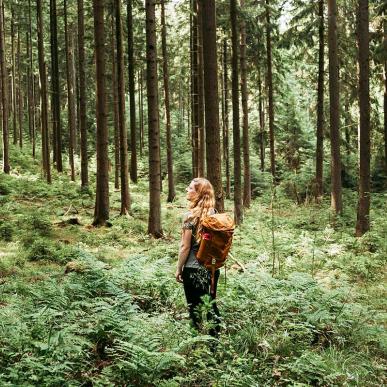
[11,8,17,146]
[199,0,224,212]
[37,0,51,183]
[327,0,342,214]
[197,0,205,177]
[191,0,199,178]
[127,0,138,183]
[0,0,9,173]
[112,12,120,190]
[64,1,76,181]
[266,0,275,178]
[115,0,130,214]
[161,0,176,202]
[139,67,144,157]
[223,38,230,198]
[78,0,88,187]
[146,0,163,237]
[240,0,251,207]
[230,0,243,224]
[355,0,370,236]
[26,32,32,143]
[28,0,36,157]
[17,27,22,148]
[92,0,110,226]
[315,0,324,200]
[258,63,265,172]
[50,0,62,172]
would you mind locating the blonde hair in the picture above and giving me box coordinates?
[187,177,215,240]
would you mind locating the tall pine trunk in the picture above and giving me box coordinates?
[161,0,176,202]
[327,0,342,214]
[258,64,265,172]
[64,1,76,181]
[115,0,130,215]
[315,0,324,200]
[127,0,137,183]
[384,12,387,175]
[199,0,224,212]
[17,28,22,148]
[230,0,243,224]
[78,0,88,187]
[146,0,163,237]
[37,0,51,183]
[50,0,62,172]
[240,0,251,207]
[92,0,110,226]
[223,38,230,198]
[266,0,275,178]
[11,9,17,146]
[0,0,9,173]
[355,0,370,236]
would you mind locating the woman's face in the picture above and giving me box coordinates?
[186,181,196,202]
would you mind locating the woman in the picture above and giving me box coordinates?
[175,178,221,336]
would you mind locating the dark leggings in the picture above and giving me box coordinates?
[182,267,221,336]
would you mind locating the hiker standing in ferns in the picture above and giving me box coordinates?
[175,178,221,336]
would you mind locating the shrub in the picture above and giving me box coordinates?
[23,213,52,237]
[0,221,13,242]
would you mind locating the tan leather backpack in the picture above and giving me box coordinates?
[195,213,235,295]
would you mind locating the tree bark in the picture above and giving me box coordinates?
[112,11,120,190]
[240,0,251,207]
[0,0,9,173]
[92,0,110,226]
[197,0,205,177]
[266,0,275,178]
[146,0,163,237]
[161,0,176,202]
[327,0,342,214]
[78,0,88,187]
[64,1,76,181]
[28,0,36,157]
[315,0,324,200]
[384,11,387,175]
[50,0,62,172]
[223,38,230,198]
[115,0,131,215]
[199,0,224,212]
[355,0,370,236]
[127,0,138,183]
[139,67,144,157]
[17,27,22,148]
[258,63,265,172]
[37,0,51,183]
[230,0,243,224]
[11,8,17,146]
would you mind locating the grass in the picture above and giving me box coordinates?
[0,151,386,386]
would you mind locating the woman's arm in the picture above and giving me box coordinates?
[175,229,192,283]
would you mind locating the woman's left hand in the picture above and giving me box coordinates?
[175,269,183,283]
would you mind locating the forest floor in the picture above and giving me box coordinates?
[0,149,386,386]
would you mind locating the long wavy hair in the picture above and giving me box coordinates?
[187,177,215,240]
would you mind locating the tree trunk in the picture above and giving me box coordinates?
[199,0,224,212]
[127,0,138,183]
[266,0,275,178]
[355,0,370,236]
[258,63,265,172]
[50,0,62,172]
[327,0,342,214]
[37,0,51,183]
[197,0,205,177]
[146,0,163,237]
[64,1,76,181]
[384,11,387,175]
[78,0,88,187]
[139,67,144,157]
[112,12,120,190]
[0,0,9,173]
[191,0,199,178]
[230,0,243,224]
[315,0,324,200]
[92,0,110,226]
[115,0,131,215]
[240,0,251,207]
[28,0,36,158]
[222,38,230,198]
[161,0,176,202]
[17,27,22,148]
[11,8,17,146]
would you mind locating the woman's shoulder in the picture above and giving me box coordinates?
[182,211,195,230]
